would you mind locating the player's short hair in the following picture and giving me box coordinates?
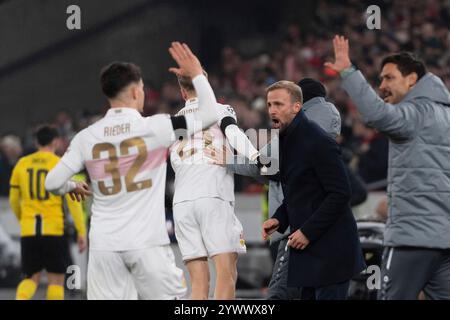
[177,69,208,93]
[381,52,427,80]
[35,126,59,147]
[100,62,142,99]
[266,80,303,104]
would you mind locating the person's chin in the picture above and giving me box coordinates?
[278,124,287,132]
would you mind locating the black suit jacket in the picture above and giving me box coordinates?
[273,111,366,287]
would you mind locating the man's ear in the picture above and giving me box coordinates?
[180,88,188,101]
[51,138,60,151]
[293,102,302,113]
[131,83,141,100]
[407,72,418,88]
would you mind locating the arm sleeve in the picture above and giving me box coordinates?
[341,70,420,141]
[146,114,178,148]
[272,201,289,234]
[45,161,77,195]
[65,195,87,237]
[9,164,21,220]
[60,134,85,173]
[183,74,220,135]
[300,138,352,244]
[217,105,259,161]
[224,124,260,161]
[151,74,220,146]
[9,187,21,220]
[226,155,268,184]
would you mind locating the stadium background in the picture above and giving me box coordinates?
[1,0,449,299]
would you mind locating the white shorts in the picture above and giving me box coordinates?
[87,245,187,300]
[173,197,247,262]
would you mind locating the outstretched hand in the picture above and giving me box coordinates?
[324,35,352,73]
[203,145,232,167]
[168,42,203,78]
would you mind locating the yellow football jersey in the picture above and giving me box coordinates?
[9,151,86,237]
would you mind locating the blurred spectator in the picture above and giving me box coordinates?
[153,0,448,193]
[376,197,388,222]
[1,1,450,195]
[0,135,22,196]
[53,111,76,156]
[352,119,389,187]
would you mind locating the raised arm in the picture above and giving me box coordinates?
[168,42,220,137]
[325,35,420,141]
[217,106,260,162]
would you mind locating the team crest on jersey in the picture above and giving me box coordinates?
[239,233,246,248]
[226,105,236,116]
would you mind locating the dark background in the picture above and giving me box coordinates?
[0,0,314,135]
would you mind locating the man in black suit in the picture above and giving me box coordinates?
[262,81,366,300]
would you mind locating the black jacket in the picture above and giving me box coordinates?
[273,111,366,287]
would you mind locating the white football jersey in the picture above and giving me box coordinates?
[60,108,176,251]
[170,98,236,204]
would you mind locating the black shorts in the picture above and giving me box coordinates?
[21,236,70,277]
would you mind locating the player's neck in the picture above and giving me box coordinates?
[38,146,55,154]
[109,103,139,111]
[109,96,139,110]
[185,94,197,103]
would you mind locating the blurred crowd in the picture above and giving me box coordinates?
[2,0,450,197]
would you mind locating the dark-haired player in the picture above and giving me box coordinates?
[9,126,87,300]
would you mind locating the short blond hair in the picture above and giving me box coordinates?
[266,80,303,104]
[177,69,208,93]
